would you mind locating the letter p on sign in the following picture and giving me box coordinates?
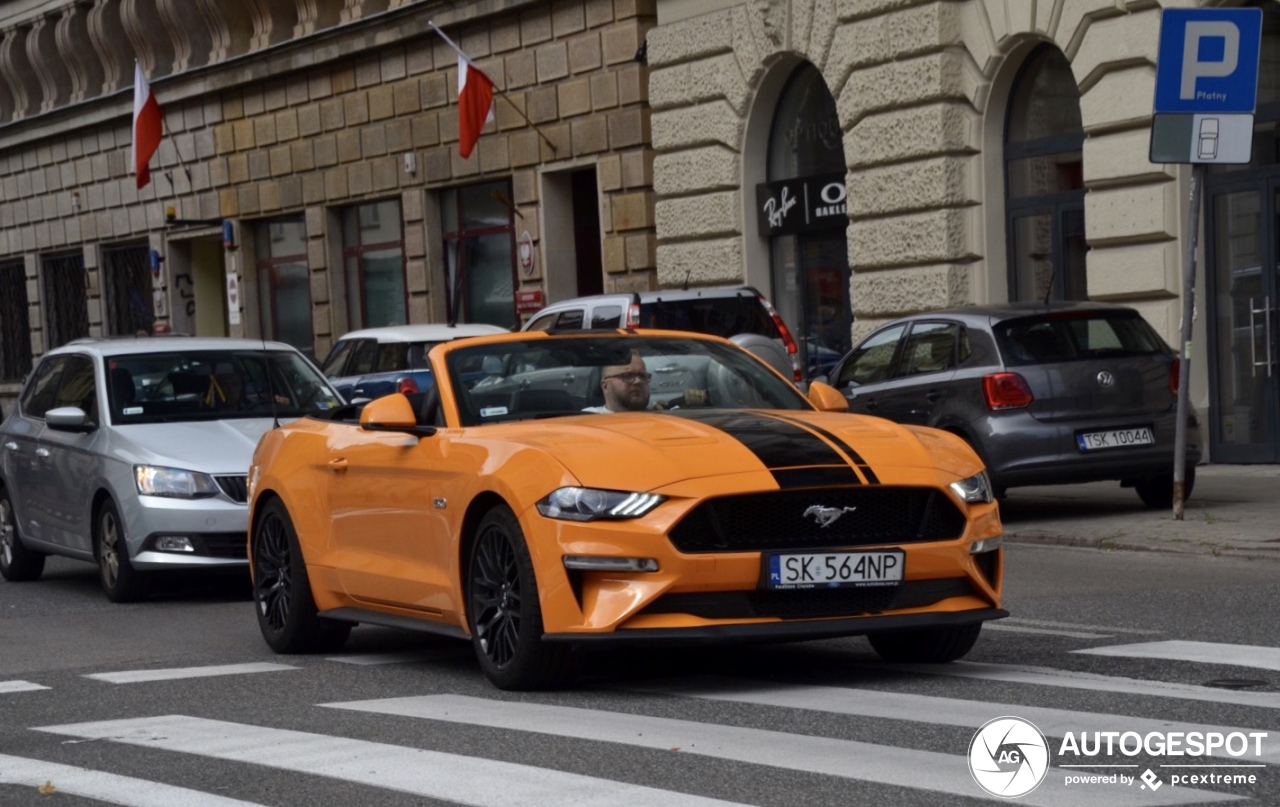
[1180,21,1238,100]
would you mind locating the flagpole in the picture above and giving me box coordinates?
[428,21,558,155]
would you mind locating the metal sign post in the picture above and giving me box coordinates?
[1149,7,1261,519]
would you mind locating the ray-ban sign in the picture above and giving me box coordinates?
[756,174,847,236]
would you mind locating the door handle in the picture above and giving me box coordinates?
[1250,296,1273,379]
[35,448,49,458]
[864,398,878,410]
[328,458,348,472]
[2,442,15,451]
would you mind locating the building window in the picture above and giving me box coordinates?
[1004,45,1087,302]
[342,199,407,330]
[0,260,32,382]
[41,252,89,349]
[254,217,312,352]
[763,62,851,380]
[443,181,516,329]
[101,244,153,336]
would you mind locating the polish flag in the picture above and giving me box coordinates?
[430,23,494,159]
[131,63,162,190]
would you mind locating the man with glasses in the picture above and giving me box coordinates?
[584,352,707,413]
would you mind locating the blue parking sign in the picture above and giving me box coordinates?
[1153,8,1262,114]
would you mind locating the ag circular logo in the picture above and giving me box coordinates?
[968,716,1051,798]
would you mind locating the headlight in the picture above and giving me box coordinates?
[949,471,993,504]
[536,487,665,521]
[134,465,221,499]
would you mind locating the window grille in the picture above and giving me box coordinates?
[0,260,32,382]
[41,253,90,349]
[102,244,153,336]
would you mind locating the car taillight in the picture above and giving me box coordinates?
[1169,358,1180,394]
[625,303,640,329]
[396,377,420,395]
[757,294,802,381]
[983,373,1033,410]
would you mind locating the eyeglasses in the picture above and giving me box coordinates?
[603,371,651,384]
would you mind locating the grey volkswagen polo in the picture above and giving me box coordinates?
[0,336,344,601]
[825,302,1201,508]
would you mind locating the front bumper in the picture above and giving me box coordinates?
[122,493,249,570]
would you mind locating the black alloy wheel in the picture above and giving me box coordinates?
[252,499,350,653]
[96,499,149,602]
[0,486,45,582]
[467,505,573,690]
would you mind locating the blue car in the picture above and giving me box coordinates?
[320,324,508,402]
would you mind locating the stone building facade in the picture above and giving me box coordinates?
[0,0,656,408]
[647,0,1280,463]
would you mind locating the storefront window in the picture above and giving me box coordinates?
[254,218,312,352]
[342,199,406,330]
[442,181,516,328]
[1004,45,1086,302]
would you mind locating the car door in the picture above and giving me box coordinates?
[831,323,908,416]
[326,427,453,612]
[1,356,63,545]
[869,321,962,426]
[37,353,101,550]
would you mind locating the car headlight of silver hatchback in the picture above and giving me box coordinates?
[537,487,665,521]
[949,471,993,504]
[134,465,221,499]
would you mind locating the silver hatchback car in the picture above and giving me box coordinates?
[0,337,345,601]
[825,302,1202,508]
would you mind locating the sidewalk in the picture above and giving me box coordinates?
[997,464,1280,561]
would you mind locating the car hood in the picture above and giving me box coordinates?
[487,410,978,491]
[108,419,282,475]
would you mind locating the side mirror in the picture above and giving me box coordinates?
[359,393,435,437]
[807,381,848,413]
[46,406,94,433]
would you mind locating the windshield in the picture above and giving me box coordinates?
[445,335,810,427]
[107,350,344,424]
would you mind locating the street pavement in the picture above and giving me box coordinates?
[998,463,1280,562]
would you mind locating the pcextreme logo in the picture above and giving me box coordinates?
[968,716,1051,798]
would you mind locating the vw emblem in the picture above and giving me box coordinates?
[803,505,857,528]
[1096,370,1115,388]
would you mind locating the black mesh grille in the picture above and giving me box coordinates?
[215,475,248,503]
[196,533,248,559]
[668,487,968,553]
[640,578,975,620]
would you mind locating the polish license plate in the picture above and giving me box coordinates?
[1077,427,1155,451]
[765,551,904,590]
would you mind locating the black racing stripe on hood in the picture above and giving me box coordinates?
[757,412,881,485]
[666,410,850,472]
[770,467,860,489]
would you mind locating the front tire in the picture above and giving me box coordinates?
[868,622,983,663]
[0,486,45,582]
[96,499,149,602]
[1134,467,1194,510]
[466,505,573,690]
[252,498,351,653]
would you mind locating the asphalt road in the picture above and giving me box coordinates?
[1,547,1277,806]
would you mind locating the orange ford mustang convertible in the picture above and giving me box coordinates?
[247,330,1006,689]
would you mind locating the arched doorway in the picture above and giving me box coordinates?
[1004,45,1087,303]
[755,63,851,379]
[1205,1,1280,462]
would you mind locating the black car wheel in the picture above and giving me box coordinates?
[96,499,149,603]
[1134,467,1195,510]
[868,622,983,663]
[467,505,574,690]
[0,486,45,582]
[252,499,351,653]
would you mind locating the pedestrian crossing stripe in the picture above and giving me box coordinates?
[322,694,1239,806]
[34,715,745,807]
[0,681,49,694]
[876,660,1280,710]
[0,753,264,807]
[1075,641,1280,672]
[84,662,299,684]
[620,677,1279,764]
